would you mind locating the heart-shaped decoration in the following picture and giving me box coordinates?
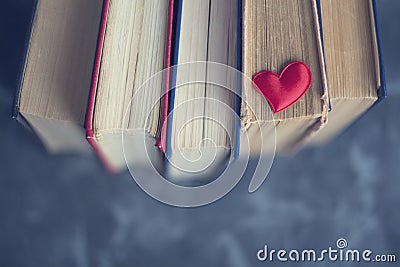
[252,62,312,113]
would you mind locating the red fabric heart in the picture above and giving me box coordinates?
[252,62,312,113]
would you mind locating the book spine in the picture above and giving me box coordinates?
[372,0,387,99]
[291,0,329,148]
[234,0,243,159]
[315,0,331,111]
[157,0,176,153]
[12,0,39,119]
[312,0,329,123]
[85,0,114,173]
[164,0,183,158]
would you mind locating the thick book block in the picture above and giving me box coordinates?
[14,0,174,172]
[14,0,103,153]
[241,0,328,155]
[308,0,386,144]
[14,0,385,177]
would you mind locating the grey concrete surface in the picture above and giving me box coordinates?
[0,0,399,266]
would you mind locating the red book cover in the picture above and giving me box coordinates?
[85,0,111,171]
[156,0,175,153]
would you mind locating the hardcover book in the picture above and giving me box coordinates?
[14,0,385,175]
[309,0,386,144]
[241,0,328,155]
[14,0,174,172]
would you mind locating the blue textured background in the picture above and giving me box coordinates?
[0,0,399,266]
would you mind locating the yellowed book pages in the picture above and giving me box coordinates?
[18,0,103,153]
[310,0,380,144]
[242,0,328,154]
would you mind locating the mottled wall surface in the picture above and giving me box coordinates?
[0,0,399,266]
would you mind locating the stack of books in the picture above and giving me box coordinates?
[14,0,385,178]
